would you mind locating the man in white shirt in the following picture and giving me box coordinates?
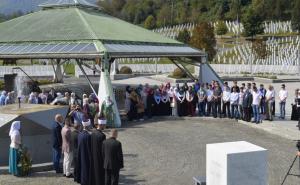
[265,85,275,121]
[197,84,207,117]
[222,86,231,118]
[278,84,288,119]
[230,87,239,119]
[252,87,262,124]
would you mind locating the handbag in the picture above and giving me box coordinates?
[170,102,175,107]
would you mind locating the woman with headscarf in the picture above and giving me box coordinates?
[183,82,189,92]
[176,87,186,117]
[125,86,132,120]
[153,88,162,116]
[135,88,145,121]
[129,87,139,121]
[28,92,38,104]
[70,92,77,105]
[161,89,170,116]
[291,89,299,121]
[101,96,115,127]
[165,82,171,91]
[186,86,196,116]
[170,87,178,117]
[9,121,21,176]
[146,88,155,118]
[83,98,93,127]
[142,84,149,116]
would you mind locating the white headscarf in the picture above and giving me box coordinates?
[9,121,21,137]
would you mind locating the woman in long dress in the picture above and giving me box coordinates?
[101,96,114,127]
[170,87,178,117]
[291,88,299,121]
[146,88,155,118]
[161,90,170,116]
[125,86,132,120]
[153,89,162,116]
[9,121,21,176]
[176,87,186,117]
[186,86,195,116]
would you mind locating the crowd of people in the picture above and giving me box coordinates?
[0,87,117,128]
[125,81,300,124]
[5,80,300,185]
[9,114,124,185]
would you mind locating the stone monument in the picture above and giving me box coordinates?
[206,141,267,185]
[0,104,69,166]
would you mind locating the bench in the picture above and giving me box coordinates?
[193,176,206,185]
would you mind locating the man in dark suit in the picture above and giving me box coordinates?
[91,119,107,185]
[52,114,63,173]
[102,129,124,185]
[243,84,253,122]
[71,121,80,182]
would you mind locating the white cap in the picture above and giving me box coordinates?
[82,119,91,127]
[98,119,107,125]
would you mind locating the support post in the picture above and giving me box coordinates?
[170,58,196,81]
[198,56,206,84]
[53,59,63,83]
[111,59,119,75]
[98,54,121,128]
[76,59,98,95]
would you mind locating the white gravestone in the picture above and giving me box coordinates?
[206,141,267,185]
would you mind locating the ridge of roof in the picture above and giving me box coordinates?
[39,0,98,9]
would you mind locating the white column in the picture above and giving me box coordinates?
[111,59,119,75]
[98,55,121,128]
[53,59,63,83]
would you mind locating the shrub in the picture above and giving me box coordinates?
[215,21,228,36]
[171,68,187,78]
[119,66,133,74]
[18,146,32,176]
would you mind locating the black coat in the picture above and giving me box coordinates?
[91,129,106,185]
[70,129,79,158]
[76,130,92,185]
[102,137,124,171]
[71,129,79,182]
[243,91,253,108]
[51,122,62,149]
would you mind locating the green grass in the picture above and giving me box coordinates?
[0,80,4,90]
[242,74,277,79]
[37,79,54,85]
[63,64,75,75]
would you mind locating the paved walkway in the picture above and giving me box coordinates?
[238,119,300,141]
[1,118,299,185]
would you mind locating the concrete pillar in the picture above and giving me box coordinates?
[111,59,119,75]
[53,59,63,83]
[198,56,207,84]
[98,55,121,128]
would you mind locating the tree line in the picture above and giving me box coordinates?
[98,0,300,31]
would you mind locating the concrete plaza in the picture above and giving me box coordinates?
[0,117,299,185]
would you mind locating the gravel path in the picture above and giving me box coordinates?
[0,118,299,185]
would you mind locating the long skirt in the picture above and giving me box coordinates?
[9,147,19,176]
[291,104,299,121]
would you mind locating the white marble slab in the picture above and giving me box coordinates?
[207,141,268,185]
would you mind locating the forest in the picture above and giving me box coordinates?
[99,0,300,29]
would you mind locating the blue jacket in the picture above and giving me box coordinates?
[52,121,62,149]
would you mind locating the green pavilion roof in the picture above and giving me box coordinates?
[0,1,205,59]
